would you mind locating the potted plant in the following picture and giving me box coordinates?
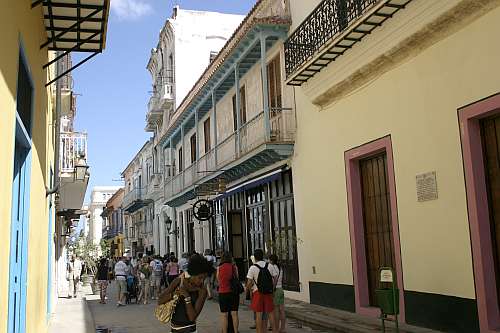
[74,236,99,293]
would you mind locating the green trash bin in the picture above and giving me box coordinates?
[376,288,399,315]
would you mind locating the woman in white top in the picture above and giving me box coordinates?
[269,254,286,332]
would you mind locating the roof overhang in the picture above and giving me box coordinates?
[32,0,110,86]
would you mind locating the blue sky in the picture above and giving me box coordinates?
[72,0,255,203]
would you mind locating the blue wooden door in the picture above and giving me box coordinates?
[8,140,30,333]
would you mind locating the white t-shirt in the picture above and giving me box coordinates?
[246,260,279,292]
[114,260,127,281]
[269,264,283,289]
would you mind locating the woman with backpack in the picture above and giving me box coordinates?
[217,252,240,333]
[269,254,286,332]
[158,254,214,332]
[138,257,152,305]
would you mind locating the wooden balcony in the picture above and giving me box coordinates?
[164,107,295,206]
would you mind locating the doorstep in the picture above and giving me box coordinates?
[285,298,442,333]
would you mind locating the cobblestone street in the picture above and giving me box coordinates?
[87,283,329,333]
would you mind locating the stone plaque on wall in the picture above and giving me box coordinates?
[416,171,438,202]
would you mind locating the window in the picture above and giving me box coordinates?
[190,134,197,163]
[232,85,247,131]
[178,147,183,172]
[267,55,282,110]
[204,118,211,153]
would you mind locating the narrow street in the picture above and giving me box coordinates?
[87,283,329,333]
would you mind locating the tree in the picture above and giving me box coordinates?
[73,237,99,276]
[100,239,111,258]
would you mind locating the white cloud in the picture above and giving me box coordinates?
[111,0,153,21]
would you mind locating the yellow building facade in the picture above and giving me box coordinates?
[0,2,55,333]
[286,0,500,332]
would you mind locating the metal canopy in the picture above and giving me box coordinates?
[32,0,110,86]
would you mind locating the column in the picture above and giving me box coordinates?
[195,109,199,179]
[211,90,218,167]
[169,138,174,197]
[234,64,241,155]
[181,123,185,187]
[260,33,271,141]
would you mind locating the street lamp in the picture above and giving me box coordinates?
[165,216,178,236]
[74,154,89,181]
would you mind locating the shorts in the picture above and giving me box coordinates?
[250,291,274,313]
[151,275,161,287]
[98,280,108,294]
[116,279,127,296]
[273,288,284,305]
[218,292,239,313]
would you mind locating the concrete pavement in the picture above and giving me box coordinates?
[48,285,95,333]
[87,282,330,333]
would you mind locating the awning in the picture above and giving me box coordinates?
[31,0,110,86]
[215,169,283,200]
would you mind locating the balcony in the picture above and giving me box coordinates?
[146,69,174,132]
[164,107,295,205]
[145,174,164,202]
[122,187,152,213]
[284,0,412,86]
[58,132,89,211]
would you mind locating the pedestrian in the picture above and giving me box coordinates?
[114,256,128,306]
[138,257,152,304]
[97,257,109,304]
[245,249,279,333]
[179,252,189,273]
[67,255,82,298]
[108,256,115,283]
[150,256,164,300]
[269,254,286,332]
[204,249,216,299]
[217,252,240,333]
[158,253,215,333]
[166,256,180,285]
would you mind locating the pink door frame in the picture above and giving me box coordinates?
[344,135,405,321]
[459,93,500,333]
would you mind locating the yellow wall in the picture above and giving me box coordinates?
[0,1,55,332]
[290,2,500,302]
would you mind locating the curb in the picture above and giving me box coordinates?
[82,296,97,333]
[285,308,369,333]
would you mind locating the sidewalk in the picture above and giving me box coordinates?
[48,285,95,333]
[285,298,442,333]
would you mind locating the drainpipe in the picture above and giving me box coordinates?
[46,51,62,196]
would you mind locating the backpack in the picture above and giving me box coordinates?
[154,260,163,272]
[254,263,274,294]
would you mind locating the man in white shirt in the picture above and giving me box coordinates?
[245,249,279,333]
[67,255,82,298]
[114,256,128,306]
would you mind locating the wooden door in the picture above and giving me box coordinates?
[480,114,500,307]
[359,153,395,306]
[246,186,267,257]
[228,212,245,277]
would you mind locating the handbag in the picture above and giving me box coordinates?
[155,275,183,324]
[229,265,244,295]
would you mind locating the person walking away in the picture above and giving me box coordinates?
[108,257,115,283]
[269,255,286,332]
[138,257,152,304]
[217,252,240,333]
[97,258,109,304]
[114,256,128,306]
[245,249,279,333]
[150,256,164,300]
[204,249,216,299]
[166,256,180,285]
[158,254,214,333]
[67,255,82,298]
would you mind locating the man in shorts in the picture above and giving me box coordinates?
[114,256,128,306]
[245,249,279,333]
[150,256,163,300]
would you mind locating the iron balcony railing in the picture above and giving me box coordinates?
[284,0,378,78]
[122,187,147,209]
[60,131,87,174]
[164,107,296,200]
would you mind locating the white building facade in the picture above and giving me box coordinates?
[142,6,244,256]
[87,186,122,245]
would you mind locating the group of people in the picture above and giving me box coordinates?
[158,248,286,333]
[95,252,185,306]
